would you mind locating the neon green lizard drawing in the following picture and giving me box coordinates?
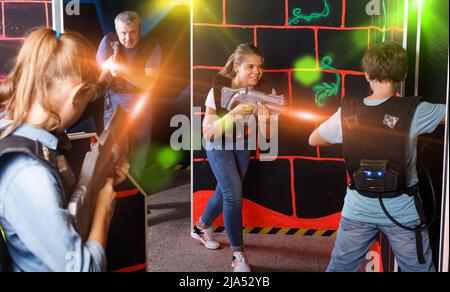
[289,0,330,25]
[313,57,341,107]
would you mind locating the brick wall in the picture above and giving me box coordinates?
[0,0,52,78]
[193,0,404,232]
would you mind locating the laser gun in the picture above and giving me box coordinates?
[98,41,120,83]
[68,106,129,241]
[221,87,287,116]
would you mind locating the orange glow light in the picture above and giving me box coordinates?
[294,111,320,121]
[132,97,147,118]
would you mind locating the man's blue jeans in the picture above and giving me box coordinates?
[201,148,250,251]
[327,216,435,272]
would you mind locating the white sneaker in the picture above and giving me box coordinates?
[232,251,251,272]
[191,226,220,250]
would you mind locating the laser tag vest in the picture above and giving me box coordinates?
[105,33,159,94]
[341,96,420,198]
[212,73,273,142]
[0,135,74,207]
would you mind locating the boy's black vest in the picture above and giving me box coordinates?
[105,33,159,94]
[0,135,73,272]
[211,73,272,143]
[341,96,420,198]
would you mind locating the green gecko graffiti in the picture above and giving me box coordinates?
[313,57,341,107]
[289,0,330,25]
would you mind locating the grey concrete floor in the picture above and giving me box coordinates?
[147,183,336,272]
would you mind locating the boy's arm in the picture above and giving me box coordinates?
[309,108,343,147]
[309,128,331,146]
[412,102,446,135]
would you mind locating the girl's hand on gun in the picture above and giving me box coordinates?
[257,102,270,122]
[230,103,255,119]
[95,178,116,221]
[113,159,130,186]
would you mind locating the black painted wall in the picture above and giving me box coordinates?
[193,0,405,226]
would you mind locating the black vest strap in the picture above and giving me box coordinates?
[0,135,68,202]
[212,73,232,117]
[0,135,75,271]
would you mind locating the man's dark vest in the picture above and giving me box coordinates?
[211,73,273,143]
[341,96,420,198]
[105,33,159,94]
[0,135,73,272]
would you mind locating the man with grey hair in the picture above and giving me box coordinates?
[97,11,161,177]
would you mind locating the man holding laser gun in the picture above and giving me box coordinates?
[97,11,161,177]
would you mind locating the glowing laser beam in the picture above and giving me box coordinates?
[294,111,320,121]
[289,0,330,25]
[132,96,147,118]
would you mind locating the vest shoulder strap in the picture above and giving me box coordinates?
[134,35,159,65]
[0,135,67,199]
[212,73,231,112]
[0,135,58,168]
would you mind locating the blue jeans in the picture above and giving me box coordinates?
[201,149,250,251]
[327,217,435,272]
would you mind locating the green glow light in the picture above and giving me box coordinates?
[289,0,330,25]
[128,145,184,193]
[293,55,322,86]
[421,0,448,43]
[156,147,182,169]
[312,57,341,107]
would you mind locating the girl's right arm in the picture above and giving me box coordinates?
[87,178,116,249]
[4,161,114,272]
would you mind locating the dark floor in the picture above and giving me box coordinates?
[146,178,336,272]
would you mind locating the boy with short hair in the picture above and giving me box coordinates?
[309,41,446,272]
